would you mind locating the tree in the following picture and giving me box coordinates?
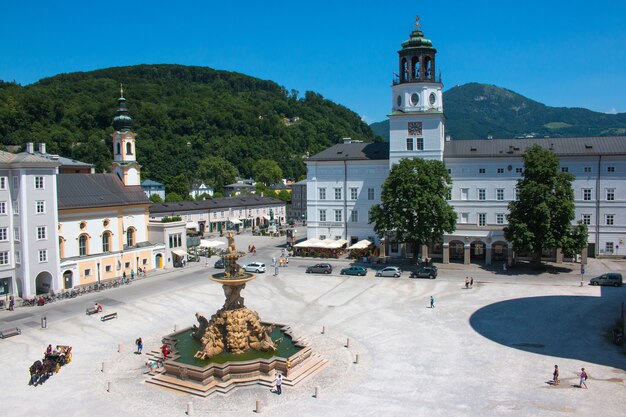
[252,159,283,185]
[165,192,183,202]
[369,158,456,261]
[504,145,588,264]
[195,156,238,192]
[165,173,190,199]
[149,193,163,203]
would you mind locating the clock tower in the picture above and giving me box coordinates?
[389,18,445,167]
[111,85,141,186]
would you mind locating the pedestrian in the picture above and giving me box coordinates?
[286,359,292,376]
[579,368,588,388]
[123,271,127,282]
[430,295,435,309]
[9,295,14,311]
[470,277,474,288]
[274,265,279,276]
[131,269,135,280]
[553,365,559,385]
[161,344,170,360]
[275,373,283,395]
[95,303,103,312]
[136,337,143,354]
[465,277,469,288]
[272,256,276,266]
[503,262,507,272]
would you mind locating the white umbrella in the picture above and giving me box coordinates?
[199,239,226,249]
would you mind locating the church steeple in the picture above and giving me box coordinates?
[111,85,141,186]
[396,17,439,84]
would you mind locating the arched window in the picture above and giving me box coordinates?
[402,59,409,81]
[424,57,432,80]
[79,234,89,256]
[412,57,420,80]
[126,228,135,248]
[102,232,111,253]
[116,142,121,155]
[126,142,133,155]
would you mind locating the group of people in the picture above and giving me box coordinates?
[464,277,474,289]
[248,245,257,254]
[7,295,15,310]
[552,365,588,388]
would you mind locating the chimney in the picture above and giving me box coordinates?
[26,142,34,154]
[445,135,451,142]
[343,137,352,144]
[38,143,46,154]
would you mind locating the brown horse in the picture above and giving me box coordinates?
[29,360,43,385]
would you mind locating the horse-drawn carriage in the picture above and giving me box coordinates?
[29,345,72,386]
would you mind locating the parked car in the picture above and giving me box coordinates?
[306,263,333,274]
[214,258,225,268]
[375,266,402,278]
[340,266,368,276]
[410,266,438,279]
[589,272,623,287]
[243,262,266,273]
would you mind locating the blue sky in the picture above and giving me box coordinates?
[2,1,625,123]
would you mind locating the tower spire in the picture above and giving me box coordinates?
[120,82,124,98]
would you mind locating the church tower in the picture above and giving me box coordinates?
[111,85,141,186]
[389,18,445,167]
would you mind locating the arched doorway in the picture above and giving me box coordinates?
[63,270,73,289]
[35,271,53,294]
[449,240,464,263]
[470,241,486,263]
[491,241,509,263]
[155,254,163,269]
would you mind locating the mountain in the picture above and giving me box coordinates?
[371,83,626,140]
[0,65,380,186]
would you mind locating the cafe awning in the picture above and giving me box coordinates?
[171,249,187,257]
[321,239,348,249]
[347,239,372,250]
[185,221,199,229]
[199,239,225,249]
[294,238,322,248]
[229,218,242,225]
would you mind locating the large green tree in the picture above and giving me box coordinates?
[252,159,283,185]
[504,145,588,263]
[369,158,456,261]
[195,156,238,192]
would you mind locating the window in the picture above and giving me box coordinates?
[350,188,358,200]
[351,210,358,222]
[334,188,342,200]
[460,213,469,224]
[561,167,569,173]
[79,234,88,256]
[84,268,91,276]
[38,249,48,263]
[605,214,614,225]
[606,242,615,253]
[461,188,469,201]
[168,233,182,248]
[583,189,592,201]
[478,213,486,226]
[416,138,424,150]
[35,176,44,189]
[126,142,133,155]
[334,209,342,222]
[0,251,8,265]
[13,177,18,190]
[497,168,504,174]
[496,213,505,225]
[515,188,520,201]
[36,201,45,214]
[105,265,112,273]
[606,189,615,201]
[125,262,130,269]
[478,189,486,201]
[496,189,504,201]
[406,138,414,151]
[582,214,591,225]
[318,188,326,200]
[13,201,19,215]
[0,201,7,215]
[516,167,523,174]
[116,142,121,155]
[0,177,5,190]
[319,235,326,240]
[143,258,147,265]
[319,210,326,222]
[607,166,615,173]
[479,168,485,174]
[37,226,47,240]
[584,166,592,173]
[15,251,20,264]
[368,188,374,200]
[102,232,111,252]
[0,228,6,241]
[13,227,19,241]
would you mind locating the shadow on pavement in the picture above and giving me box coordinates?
[469,287,626,370]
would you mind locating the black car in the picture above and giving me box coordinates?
[306,263,333,274]
[410,266,438,279]
[214,258,225,269]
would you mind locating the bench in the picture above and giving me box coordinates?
[0,327,21,339]
[86,307,99,315]
[100,312,117,322]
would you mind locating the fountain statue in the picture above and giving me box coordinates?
[193,232,276,359]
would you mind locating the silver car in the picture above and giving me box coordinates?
[243,262,266,273]
[375,266,402,277]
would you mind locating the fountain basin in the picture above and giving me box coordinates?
[209,273,256,285]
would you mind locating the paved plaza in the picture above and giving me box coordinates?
[1,233,625,417]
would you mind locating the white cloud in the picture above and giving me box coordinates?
[606,108,618,115]
[360,114,370,123]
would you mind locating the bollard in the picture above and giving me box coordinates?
[314,386,320,398]
[255,399,262,413]
[354,354,359,364]
[321,325,325,335]
[345,338,350,348]
[101,362,106,373]
[117,343,122,353]
[186,402,194,416]
[41,316,47,329]
[107,381,112,392]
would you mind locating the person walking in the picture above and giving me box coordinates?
[130,269,135,280]
[579,368,588,388]
[465,277,469,288]
[275,373,283,395]
[470,277,474,288]
[8,295,14,311]
[430,295,435,309]
[552,365,559,385]
[274,264,279,277]
[136,337,143,354]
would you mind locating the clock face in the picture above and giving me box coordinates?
[429,93,436,105]
[408,122,422,136]
[396,95,402,107]
[410,93,419,106]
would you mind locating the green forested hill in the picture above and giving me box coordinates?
[371,83,626,140]
[0,65,379,187]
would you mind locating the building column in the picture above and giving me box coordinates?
[485,244,492,265]
[581,246,588,265]
[442,244,449,264]
[464,245,470,265]
[507,247,514,267]
[421,244,429,260]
